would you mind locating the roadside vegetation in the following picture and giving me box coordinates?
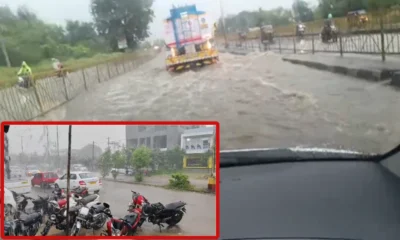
[0,0,155,88]
[216,0,400,40]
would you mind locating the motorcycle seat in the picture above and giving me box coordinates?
[68,205,81,213]
[19,212,42,225]
[73,188,85,194]
[79,195,97,205]
[164,201,186,210]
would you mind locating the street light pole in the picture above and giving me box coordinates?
[219,0,228,48]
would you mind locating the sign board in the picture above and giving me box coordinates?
[118,38,128,49]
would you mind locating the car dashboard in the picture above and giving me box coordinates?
[220,148,400,240]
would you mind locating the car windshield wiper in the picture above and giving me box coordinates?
[220,148,378,168]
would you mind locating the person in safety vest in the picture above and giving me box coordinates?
[17,61,33,88]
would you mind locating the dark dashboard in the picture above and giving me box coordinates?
[219,148,400,240]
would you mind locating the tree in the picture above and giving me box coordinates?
[165,147,185,170]
[98,149,112,178]
[112,150,126,168]
[90,0,155,51]
[130,146,152,181]
[292,0,315,22]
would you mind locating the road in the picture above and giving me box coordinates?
[24,181,216,236]
[35,51,400,154]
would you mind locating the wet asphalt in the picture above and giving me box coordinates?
[25,180,216,236]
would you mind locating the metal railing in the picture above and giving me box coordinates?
[222,28,400,61]
[0,54,155,121]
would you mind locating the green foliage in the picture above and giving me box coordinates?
[135,173,143,182]
[0,5,109,67]
[131,146,152,170]
[112,150,126,169]
[90,0,155,51]
[168,173,194,191]
[151,147,185,171]
[98,149,112,178]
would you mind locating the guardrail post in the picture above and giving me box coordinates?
[82,69,88,91]
[379,11,386,62]
[278,35,282,54]
[96,65,101,83]
[293,37,297,54]
[62,76,69,100]
[106,63,111,79]
[122,59,126,73]
[32,83,44,113]
[312,34,315,54]
[339,34,343,57]
[115,62,119,75]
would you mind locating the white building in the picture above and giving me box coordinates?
[181,126,215,154]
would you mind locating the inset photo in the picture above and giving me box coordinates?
[1,122,219,239]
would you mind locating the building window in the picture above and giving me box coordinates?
[197,144,202,149]
[138,126,146,132]
[140,138,146,146]
[203,140,210,149]
[146,137,151,148]
[155,126,167,131]
[191,145,195,149]
[185,146,189,150]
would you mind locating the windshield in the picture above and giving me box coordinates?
[79,173,95,179]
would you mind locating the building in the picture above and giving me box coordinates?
[125,125,202,150]
[181,126,215,169]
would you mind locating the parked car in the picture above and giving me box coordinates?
[54,171,102,194]
[31,171,59,188]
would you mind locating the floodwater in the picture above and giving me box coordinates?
[37,52,400,154]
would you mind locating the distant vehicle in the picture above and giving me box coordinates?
[31,171,59,188]
[55,171,102,194]
[261,24,274,44]
[26,169,41,177]
[164,4,219,72]
[347,9,368,29]
[9,166,24,178]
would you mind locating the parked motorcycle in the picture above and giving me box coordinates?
[70,202,111,236]
[8,211,43,236]
[130,190,187,231]
[100,208,143,236]
[71,186,90,197]
[41,194,100,236]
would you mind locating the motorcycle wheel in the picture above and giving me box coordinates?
[70,222,79,236]
[93,214,107,230]
[166,212,183,226]
[41,222,52,236]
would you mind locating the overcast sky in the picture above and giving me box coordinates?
[0,0,318,40]
[7,125,126,154]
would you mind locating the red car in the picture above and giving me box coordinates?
[31,171,59,188]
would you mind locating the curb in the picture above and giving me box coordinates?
[282,57,394,81]
[102,178,214,194]
[219,49,249,56]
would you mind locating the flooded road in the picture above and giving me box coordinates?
[37,52,400,154]
[29,181,216,236]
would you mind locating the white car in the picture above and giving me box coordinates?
[55,171,102,194]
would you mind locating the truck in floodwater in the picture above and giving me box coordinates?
[164,5,219,72]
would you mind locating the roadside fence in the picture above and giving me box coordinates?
[0,53,155,121]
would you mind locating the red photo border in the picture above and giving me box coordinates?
[1,121,220,240]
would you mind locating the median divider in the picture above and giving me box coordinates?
[0,52,157,121]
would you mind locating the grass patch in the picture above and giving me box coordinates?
[0,51,145,89]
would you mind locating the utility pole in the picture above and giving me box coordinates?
[66,125,72,236]
[92,141,95,171]
[56,126,60,169]
[219,0,228,48]
[20,136,23,162]
[0,38,11,67]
